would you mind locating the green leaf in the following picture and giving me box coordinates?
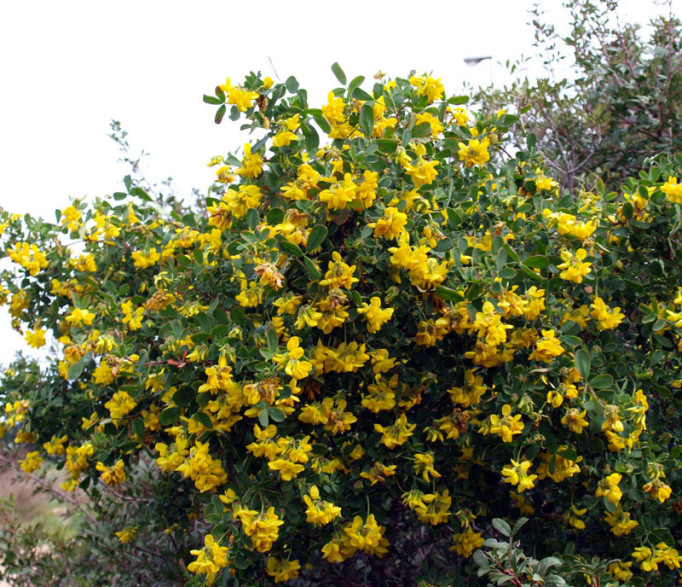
[159,407,181,427]
[131,187,152,201]
[191,332,210,343]
[511,517,528,536]
[331,62,347,85]
[503,244,520,263]
[67,359,86,381]
[411,122,433,138]
[278,240,303,257]
[446,208,463,230]
[312,114,331,134]
[302,256,321,280]
[435,286,463,302]
[434,238,454,252]
[301,122,319,151]
[495,247,508,269]
[285,76,299,93]
[376,139,398,154]
[621,201,633,220]
[211,324,229,339]
[258,410,269,427]
[269,408,285,423]
[574,349,591,380]
[307,225,328,252]
[561,335,582,348]
[492,518,511,537]
[558,447,577,461]
[352,87,373,101]
[215,104,227,124]
[267,329,278,353]
[203,95,223,105]
[246,208,259,230]
[589,374,614,390]
[172,387,195,408]
[193,411,213,430]
[348,75,365,93]
[132,418,146,440]
[359,102,374,137]
[267,208,285,225]
[522,255,549,269]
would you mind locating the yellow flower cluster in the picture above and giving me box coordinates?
[8,242,48,275]
[322,514,389,562]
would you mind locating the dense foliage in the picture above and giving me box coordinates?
[476,0,682,194]
[1,63,681,586]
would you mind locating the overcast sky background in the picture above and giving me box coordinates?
[1,0,679,363]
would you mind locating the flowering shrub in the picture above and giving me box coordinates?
[1,65,681,585]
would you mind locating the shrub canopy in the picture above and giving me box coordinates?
[1,66,681,585]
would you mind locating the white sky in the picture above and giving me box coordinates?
[0,0,678,363]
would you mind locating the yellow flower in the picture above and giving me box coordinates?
[450,527,484,557]
[561,408,589,434]
[631,546,658,572]
[268,458,305,481]
[319,252,358,289]
[240,507,283,553]
[604,507,639,536]
[501,459,537,492]
[234,143,263,178]
[187,534,229,585]
[343,514,389,556]
[608,561,633,582]
[413,452,441,483]
[357,297,394,333]
[266,557,301,583]
[131,248,161,269]
[176,441,228,493]
[414,490,451,525]
[458,138,491,167]
[372,206,407,240]
[557,248,591,284]
[43,434,68,456]
[360,461,397,486]
[528,329,565,363]
[374,413,415,449]
[405,158,439,188]
[409,75,444,103]
[661,176,682,203]
[563,505,587,530]
[219,77,258,112]
[595,473,622,505]
[20,451,43,474]
[488,404,524,442]
[25,328,46,348]
[104,391,137,422]
[642,479,672,503]
[590,297,625,330]
[274,336,312,380]
[272,130,298,148]
[302,485,342,525]
[361,376,396,413]
[8,242,49,275]
[96,459,126,485]
[65,307,96,328]
[115,527,137,544]
[318,173,358,210]
[223,184,262,218]
[60,205,82,230]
